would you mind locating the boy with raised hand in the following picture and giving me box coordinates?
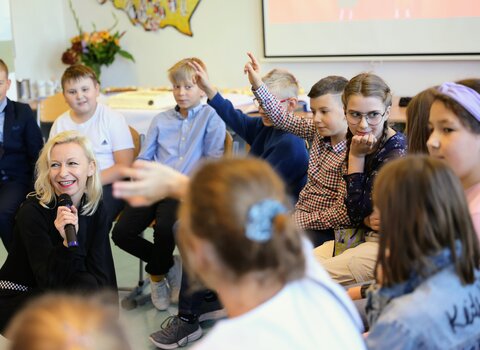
[0,59,43,251]
[112,58,226,349]
[244,52,350,246]
[50,64,134,224]
[189,60,309,202]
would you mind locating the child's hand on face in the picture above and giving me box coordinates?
[188,60,217,99]
[350,134,377,157]
[244,52,263,89]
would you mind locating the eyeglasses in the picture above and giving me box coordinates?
[252,97,290,109]
[345,110,387,126]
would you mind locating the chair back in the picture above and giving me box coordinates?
[224,130,234,157]
[38,93,70,123]
[129,126,142,158]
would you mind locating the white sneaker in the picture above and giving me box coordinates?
[167,255,182,304]
[150,278,170,311]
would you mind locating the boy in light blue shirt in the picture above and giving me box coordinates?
[112,57,225,313]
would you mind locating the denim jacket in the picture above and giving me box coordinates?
[366,246,480,350]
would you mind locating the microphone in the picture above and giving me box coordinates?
[57,194,79,248]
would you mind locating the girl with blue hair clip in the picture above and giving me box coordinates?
[113,157,366,349]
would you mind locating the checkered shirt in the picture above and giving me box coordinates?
[254,85,350,230]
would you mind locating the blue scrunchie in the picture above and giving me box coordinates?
[245,199,287,243]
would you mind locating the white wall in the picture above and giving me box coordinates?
[10,0,480,96]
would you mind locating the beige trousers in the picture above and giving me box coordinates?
[314,240,379,286]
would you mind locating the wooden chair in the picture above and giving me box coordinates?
[128,126,142,158]
[38,93,69,124]
[224,130,234,157]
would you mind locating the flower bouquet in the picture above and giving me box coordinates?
[61,0,134,79]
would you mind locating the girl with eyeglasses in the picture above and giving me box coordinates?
[314,73,407,286]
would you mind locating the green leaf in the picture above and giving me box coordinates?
[118,50,135,62]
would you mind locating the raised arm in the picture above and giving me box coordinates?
[244,52,316,141]
[189,60,259,143]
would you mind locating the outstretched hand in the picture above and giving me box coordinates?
[244,52,263,89]
[188,60,217,100]
[113,160,189,207]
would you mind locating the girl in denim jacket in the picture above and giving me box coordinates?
[366,155,480,350]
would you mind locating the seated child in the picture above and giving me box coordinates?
[244,52,350,246]
[188,59,308,202]
[366,155,480,349]
[427,79,480,240]
[0,59,43,251]
[111,57,226,313]
[7,293,130,350]
[314,73,407,285]
[49,64,134,223]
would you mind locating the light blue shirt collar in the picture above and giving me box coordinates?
[0,98,6,113]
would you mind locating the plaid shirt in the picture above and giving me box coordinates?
[254,85,350,230]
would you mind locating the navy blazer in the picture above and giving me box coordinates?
[0,98,43,185]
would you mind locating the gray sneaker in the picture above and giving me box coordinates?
[167,255,182,304]
[198,299,227,323]
[149,316,202,349]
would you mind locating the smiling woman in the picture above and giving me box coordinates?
[0,131,117,335]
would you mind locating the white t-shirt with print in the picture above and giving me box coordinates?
[50,103,134,170]
[193,239,366,350]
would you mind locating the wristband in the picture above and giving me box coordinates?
[360,284,370,299]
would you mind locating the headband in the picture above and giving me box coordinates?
[245,199,287,243]
[437,82,480,122]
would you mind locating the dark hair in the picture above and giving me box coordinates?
[179,158,305,285]
[405,88,436,154]
[61,64,99,90]
[374,155,480,287]
[308,76,348,99]
[343,73,392,170]
[432,79,480,134]
[0,59,8,76]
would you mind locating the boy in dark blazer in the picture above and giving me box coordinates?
[0,59,43,251]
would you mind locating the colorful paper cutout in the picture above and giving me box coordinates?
[98,0,201,36]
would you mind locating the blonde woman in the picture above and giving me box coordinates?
[0,131,117,334]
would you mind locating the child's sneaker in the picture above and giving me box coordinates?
[149,316,202,349]
[150,279,170,311]
[198,298,227,323]
[167,255,182,304]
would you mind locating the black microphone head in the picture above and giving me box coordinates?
[58,193,73,207]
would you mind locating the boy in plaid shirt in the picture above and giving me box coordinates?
[245,53,350,246]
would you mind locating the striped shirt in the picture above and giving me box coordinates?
[254,85,350,230]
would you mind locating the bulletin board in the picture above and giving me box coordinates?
[262,0,480,58]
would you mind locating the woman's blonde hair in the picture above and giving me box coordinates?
[374,155,480,287]
[179,158,305,285]
[7,293,131,350]
[34,131,102,215]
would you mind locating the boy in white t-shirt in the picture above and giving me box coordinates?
[50,64,134,223]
